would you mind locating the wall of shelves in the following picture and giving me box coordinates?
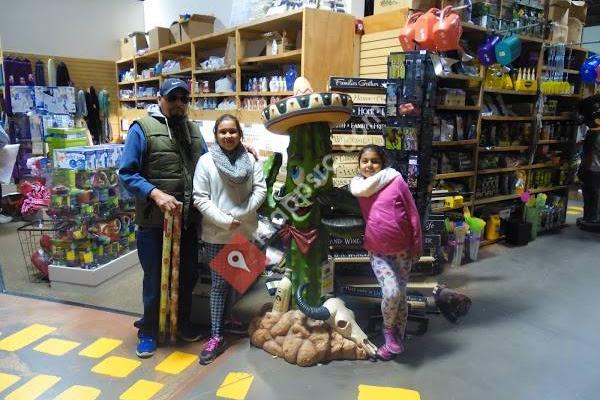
[116,8,356,136]
[414,4,590,216]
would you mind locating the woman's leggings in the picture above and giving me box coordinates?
[205,243,231,337]
[370,251,413,337]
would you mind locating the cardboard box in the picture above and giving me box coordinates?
[147,27,173,50]
[120,32,148,59]
[570,0,587,22]
[567,17,584,43]
[170,14,215,42]
[548,0,569,25]
[263,31,295,55]
[548,23,568,43]
[374,0,437,15]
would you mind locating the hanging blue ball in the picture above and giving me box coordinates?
[581,56,600,83]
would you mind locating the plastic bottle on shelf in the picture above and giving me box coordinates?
[272,268,293,313]
[269,76,278,92]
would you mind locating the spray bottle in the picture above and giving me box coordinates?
[272,268,293,312]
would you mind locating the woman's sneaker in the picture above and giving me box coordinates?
[199,335,225,365]
[136,335,157,358]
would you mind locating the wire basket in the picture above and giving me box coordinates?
[17,220,60,283]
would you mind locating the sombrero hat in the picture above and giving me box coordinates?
[261,77,353,135]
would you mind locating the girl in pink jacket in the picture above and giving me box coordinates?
[350,145,422,360]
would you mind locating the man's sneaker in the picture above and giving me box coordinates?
[199,335,225,365]
[136,336,157,359]
[0,214,12,224]
[178,324,208,343]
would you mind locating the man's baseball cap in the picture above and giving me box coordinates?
[159,78,190,96]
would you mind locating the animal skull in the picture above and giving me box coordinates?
[296,284,378,357]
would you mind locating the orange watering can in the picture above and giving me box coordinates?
[399,12,423,51]
[433,6,463,52]
[413,8,440,51]
[399,12,424,51]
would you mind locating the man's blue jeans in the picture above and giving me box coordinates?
[136,224,199,337]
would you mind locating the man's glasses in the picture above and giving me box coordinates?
[166,94,190,103]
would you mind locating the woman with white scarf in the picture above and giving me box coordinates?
[192,114,266,364]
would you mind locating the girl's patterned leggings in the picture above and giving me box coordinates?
[370,251,413,337]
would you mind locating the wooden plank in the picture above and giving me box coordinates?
[434,171,476,180]
[360,72,388,79]
[361,46,402,59]
[353,33,361,77]
[363,9,408,34]
[361,29,399,44]
[239,49,302,64]
[360,57,388,67]
[474,194,520,205]
[359,65,388,75]
[302,8,356,91]
[361,38,400,51]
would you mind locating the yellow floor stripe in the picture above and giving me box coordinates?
[120,379,164,400]
[54,385,101,400]
[155,351,198,375]
[91,356,141,378]
[0,324,56,351]
[567,211,581,216]
[5,374,61,400]
[216,372,255,400]
[568,206,583,211]
[0,373,21,393]
[34,338,80,356]
[357,384,421,400]
[79,337,122,358]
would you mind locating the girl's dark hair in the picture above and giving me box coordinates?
[213,113,244,140]
[358,144,386,165]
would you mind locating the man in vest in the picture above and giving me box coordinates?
[120,78,208,358]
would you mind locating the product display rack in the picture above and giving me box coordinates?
[116,8,356,137]
[419,8,592,228]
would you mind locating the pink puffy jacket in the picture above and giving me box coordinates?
[357,175,422,256]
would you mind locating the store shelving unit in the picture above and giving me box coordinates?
[427,5,590,222]
[116,8,356,136]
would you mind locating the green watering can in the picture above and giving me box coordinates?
[495,35,522,66]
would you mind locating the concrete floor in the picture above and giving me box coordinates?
[1,209,600,399]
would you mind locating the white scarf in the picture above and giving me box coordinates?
[350,168,400,197]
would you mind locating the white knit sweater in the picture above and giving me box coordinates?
[192,152,266,244]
